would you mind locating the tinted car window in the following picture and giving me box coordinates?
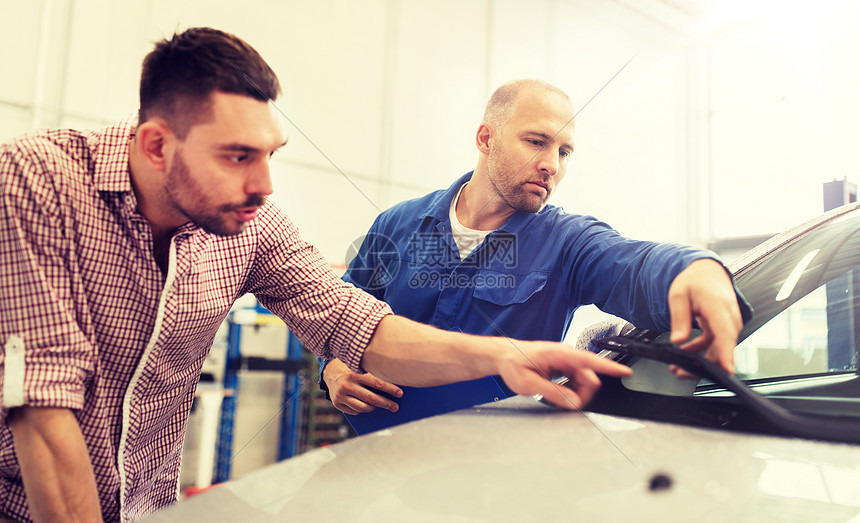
[727,214,860,382]
[584,207,860,442]
[736,280,857,380]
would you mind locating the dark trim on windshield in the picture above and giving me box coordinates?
[589,336,860,444]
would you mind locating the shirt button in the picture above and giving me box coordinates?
[125,195,135,205]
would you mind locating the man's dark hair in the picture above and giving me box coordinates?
[139,27,281,137]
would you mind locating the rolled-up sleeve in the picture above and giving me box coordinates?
[0,140,95,424]
[246,206,392,373]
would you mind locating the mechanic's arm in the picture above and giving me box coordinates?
[668,258,744,377]
[361,315,632,409]
[322,358,402,415]
[7,407,102,523]
[322,212,404,415]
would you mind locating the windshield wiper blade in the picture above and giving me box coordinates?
[591,335,860,444]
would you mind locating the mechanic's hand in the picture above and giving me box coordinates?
[668,258,743,378]
[495,342,632,410]
[323,358,403,415]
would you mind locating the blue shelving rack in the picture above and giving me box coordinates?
[213,304,309,483]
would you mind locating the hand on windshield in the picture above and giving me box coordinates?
[495,340,633,409]
[323,358,403,415]
[667,258,743,378]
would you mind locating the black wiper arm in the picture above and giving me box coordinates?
[592,335,860,444]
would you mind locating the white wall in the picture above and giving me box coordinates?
[708,1,860,239]
[4,1,860,259]
[0,0,698,265]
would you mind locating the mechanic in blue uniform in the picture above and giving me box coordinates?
[321,79,750,416]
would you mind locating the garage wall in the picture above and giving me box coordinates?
[6,1,856,263]
[1,0,697,267]
[708,2,860,239]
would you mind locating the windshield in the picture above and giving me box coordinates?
[729,211,860,381]
[583,208,860,441]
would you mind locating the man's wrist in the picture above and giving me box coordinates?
[457,333,509,379]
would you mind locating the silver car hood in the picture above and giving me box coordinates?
[148,395,860,522]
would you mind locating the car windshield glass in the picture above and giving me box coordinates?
[584,210,860,441]
[728,213,860,382]
[734,274,857,379]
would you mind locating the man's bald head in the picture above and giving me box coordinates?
[482,79,571,132]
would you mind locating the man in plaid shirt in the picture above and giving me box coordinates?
[0,28,633,522]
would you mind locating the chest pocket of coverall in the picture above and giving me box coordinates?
[471,271,548,307]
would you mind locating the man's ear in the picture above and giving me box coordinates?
[134,120,174,172]
[475,123,494,155]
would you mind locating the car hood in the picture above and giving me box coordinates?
[147,396,860,522]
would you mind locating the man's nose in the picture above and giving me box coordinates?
[536,148,559,177]
[246,159,274,196]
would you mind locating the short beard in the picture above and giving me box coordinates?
[165,151,266,236]
[486,145,545,214]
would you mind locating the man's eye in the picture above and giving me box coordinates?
[529,139,544,147]
[228,154,248,163]
[560,150,571,158]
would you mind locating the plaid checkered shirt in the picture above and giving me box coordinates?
[0,116,391,522]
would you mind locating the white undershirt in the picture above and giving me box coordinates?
[449,183,494,260]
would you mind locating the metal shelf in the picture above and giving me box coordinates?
[213,306,310,483]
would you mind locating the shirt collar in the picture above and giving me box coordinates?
[421,171,474,223]
[92,113,138,194]
[421,171,545,234]
[90,113,206,237]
